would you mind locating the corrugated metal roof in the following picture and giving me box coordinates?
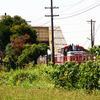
[50,26,67,53]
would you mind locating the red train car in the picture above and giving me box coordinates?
[37,44,93,65]
[55,44,87,65]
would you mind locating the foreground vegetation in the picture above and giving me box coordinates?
[0,86,100,100]
[0,59,100,99]
[1,60,100,90]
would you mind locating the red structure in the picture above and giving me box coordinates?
[55,44,87,65]
[38,44,93,65]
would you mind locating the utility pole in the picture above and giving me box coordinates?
[87,19,96,61]
[87,19,96,48]
[45,0,59,64]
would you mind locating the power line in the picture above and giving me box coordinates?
[56,2,100,19]
[59,0,100,14]
[83,39,89,47]
[40,20,51,26]
[59,0,85,8]
[95,24,100,35]
[62,30,90,33]
[32,11,50,24]
[58,0,85,13]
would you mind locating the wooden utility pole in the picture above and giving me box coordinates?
[87,19,96,48]
[45,0,59,64]
[87,19,96,61]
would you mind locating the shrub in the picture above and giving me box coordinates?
[52,60,100,90]
[79,60,100,90]
[0,64,54,88]
[52,61,80,89]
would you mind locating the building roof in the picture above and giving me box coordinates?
[50,26,67,53]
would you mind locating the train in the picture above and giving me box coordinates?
[38,44,94,65]
[55,44,88,65]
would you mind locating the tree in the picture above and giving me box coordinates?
[11,34,31,55]
[17,43,49,66]
[10,23,37,43]
[0,15,26,51]
[3,43,17,70]
[0,22,11,51]
[0,15,13,27]
[89,45,100,58]
[0,14,48,69]
[0,15,37,51]
[12,15,27,26]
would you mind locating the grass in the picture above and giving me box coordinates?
[0,63,100,100]
[0,86,100,100]
[0,63,54,88]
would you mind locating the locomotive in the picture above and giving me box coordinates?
[38,44,93,65]
[55,44,87,65]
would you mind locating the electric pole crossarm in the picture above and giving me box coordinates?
[45,0,59,64]
[45,15,59,17]
[45,7,59,9]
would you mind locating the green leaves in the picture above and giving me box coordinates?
[89,45,100,58]
[0,15,37,51]
[17,43,48,67]
[51,60,100,90]
[52,61,80,89]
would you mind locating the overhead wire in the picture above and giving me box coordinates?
[31,0,100,48]
[56,1,100,19]
[59,0,100,14]
[62,30,90,33]
[95,24,100,35]
[32,0,85,26]
[40,20,51,26]
[32,11,50,24]
[58,0,85,13]
[59,0,84,8]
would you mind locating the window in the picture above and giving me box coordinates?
[64,48,67,56]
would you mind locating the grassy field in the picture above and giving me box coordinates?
[0,86,100,100]
[0,63,100,100]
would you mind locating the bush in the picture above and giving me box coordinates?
[0,63,54,88]
[52,60,100,90]
[0,60,100,90]
[79,60,100,90]
[52,61,80,89]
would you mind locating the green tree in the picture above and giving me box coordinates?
[0,15,37,51]
[10,23,37,43]
[17,43,49,66]
[3,43,17,70]
[89,45,100,58]
[0,22,11,51]
[1,14,48,69]
[12,15,27,26]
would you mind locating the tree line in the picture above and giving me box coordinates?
[0,15,48,70]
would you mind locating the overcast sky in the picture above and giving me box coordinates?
[0,0,100,49]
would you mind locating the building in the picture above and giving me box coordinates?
[32,26,67,54]
[32,26,49,45]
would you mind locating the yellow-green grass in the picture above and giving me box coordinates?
[0,86,100,100]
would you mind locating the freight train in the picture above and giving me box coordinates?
[54,44,91,65]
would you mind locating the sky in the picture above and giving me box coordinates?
[0,0,100,49]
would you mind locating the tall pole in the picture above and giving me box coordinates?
[51,0,55,64]
[45,0,59,64]
[87,19,96,48]
[87,19,96,61]
[91,19,93,48]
